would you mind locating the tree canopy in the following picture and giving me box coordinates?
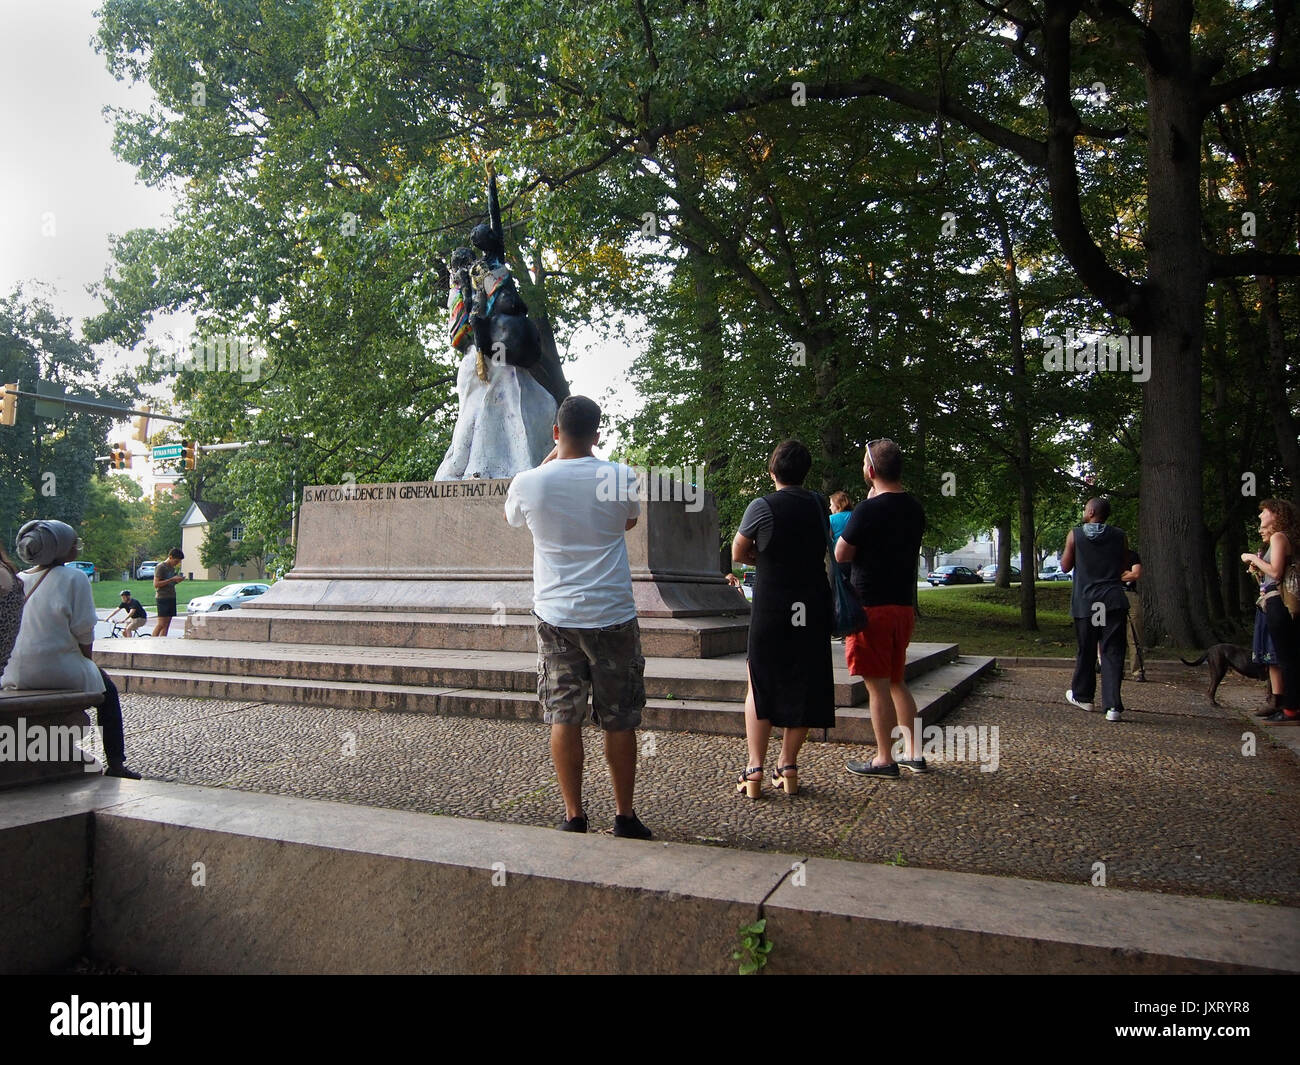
[86,0,1299,642]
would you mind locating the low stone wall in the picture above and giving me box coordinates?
[0,784,92,973]
[2,778,1297,974]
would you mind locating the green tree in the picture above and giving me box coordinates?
[141,492,188,564]
[79,475,149,579]
[1,286,133,549]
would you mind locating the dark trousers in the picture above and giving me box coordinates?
[1264,598,1300,710]
[97,667,126,766]
[1071,612,1128,710]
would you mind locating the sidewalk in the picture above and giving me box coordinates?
[113,663,1300,906]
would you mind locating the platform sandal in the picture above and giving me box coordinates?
[736,766,763,799]
[771,764,798,795]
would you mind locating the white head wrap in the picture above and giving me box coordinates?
[15,519,77,567]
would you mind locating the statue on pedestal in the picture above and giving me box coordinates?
[435,160,557,481]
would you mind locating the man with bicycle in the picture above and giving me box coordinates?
[106,589,148,636]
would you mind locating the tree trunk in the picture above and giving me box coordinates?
[1137,8,1216,648]
[812,337,847,493]
[995,515,1012,587]
[1018,477,1039,627]
[1257,275,1300,507]
[675,145,734,572]
[991,189,1039,629]
[690,244,731,574]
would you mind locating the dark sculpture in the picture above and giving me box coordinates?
[449,159,541,379]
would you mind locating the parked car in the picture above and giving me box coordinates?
[64,560,95,581]
[740,569,756,601]
[136,560,159,580]
[185,582,270,613]
[926,565,983,586]
[1037,565,1072,581]
[982,564,1021,584]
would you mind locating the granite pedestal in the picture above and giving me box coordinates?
[191,478,749,657]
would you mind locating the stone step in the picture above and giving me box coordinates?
[187,608,750,658]
[103,654,995,743]
[95,639,963,708]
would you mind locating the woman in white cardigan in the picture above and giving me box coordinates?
[0,519,140,778]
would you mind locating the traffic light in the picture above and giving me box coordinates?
[182,440,197,470]
[1,384,16,427]
[132,409,150,443]
[110,443,132,469]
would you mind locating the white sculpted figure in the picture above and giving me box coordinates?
[435,344,556,480]
[435,161,558,480]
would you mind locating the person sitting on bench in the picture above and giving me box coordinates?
[0,520,141,778]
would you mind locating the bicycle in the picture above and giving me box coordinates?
[108,621,150,639]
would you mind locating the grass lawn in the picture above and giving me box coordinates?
[915,582,1078,657]
[90,579,233,612]
[914,582,1237,660]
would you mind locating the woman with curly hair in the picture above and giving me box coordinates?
[1242,499,1299,721]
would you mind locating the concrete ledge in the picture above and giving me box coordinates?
[0,812,89,973]
[90,783,781,974]
[189,609,750,658]
[765,859,1298,974]
[96,639,964,710]
[0,690,103,790]
[102,654,996,743]
[1,778,1286,974]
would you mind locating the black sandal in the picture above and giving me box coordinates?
[771,764,798,795]
[736,766,763,799]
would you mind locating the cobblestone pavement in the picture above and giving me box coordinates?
[115,665,1300,905]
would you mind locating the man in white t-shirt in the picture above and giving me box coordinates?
[505,396,652,839]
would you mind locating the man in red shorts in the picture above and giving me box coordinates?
[835,439,927,778]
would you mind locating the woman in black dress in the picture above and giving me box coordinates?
[731,440,836,796]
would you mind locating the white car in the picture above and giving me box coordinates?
[185,582,270,613]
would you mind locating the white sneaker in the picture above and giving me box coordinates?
[1105,708,1122,722]
[1066,690,1094,713]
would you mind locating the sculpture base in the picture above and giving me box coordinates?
[190,478,749,658]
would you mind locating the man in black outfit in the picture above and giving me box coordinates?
[1061,497,1131,722]
[107,589,148,636]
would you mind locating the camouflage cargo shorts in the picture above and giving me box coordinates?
[535,616,646,731]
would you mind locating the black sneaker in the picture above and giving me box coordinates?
[846,760,900,778]
[613,813,653,839]
[105,764,142,780]
[559,814,588,833]
[897,757,928,774]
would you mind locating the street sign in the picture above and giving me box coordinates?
[152,444,184,461]
[34,381,67,420]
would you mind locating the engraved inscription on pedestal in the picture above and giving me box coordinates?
[245,479,747,620]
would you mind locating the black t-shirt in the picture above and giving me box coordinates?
[121,598,146,619]
[840,492,927,607]
[1124,550,1141,592]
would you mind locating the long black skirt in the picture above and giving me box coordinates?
[747,593,835,730]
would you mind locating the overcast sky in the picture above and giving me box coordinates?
[0,1,637,450]
[0,1,173,330]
